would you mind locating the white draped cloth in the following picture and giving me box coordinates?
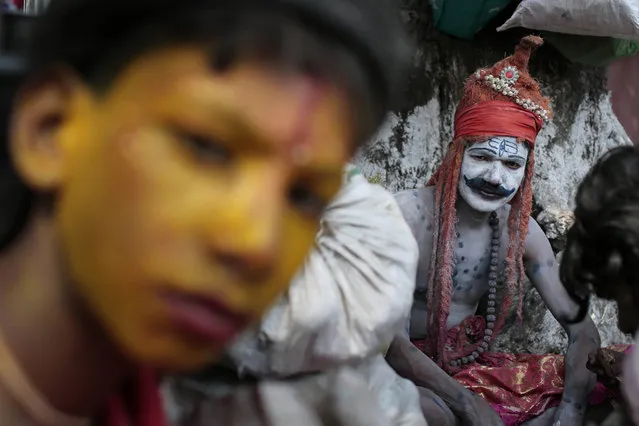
[224,171,425,426]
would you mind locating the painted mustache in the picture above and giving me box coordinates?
[463,176,515,198]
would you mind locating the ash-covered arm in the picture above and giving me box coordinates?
[386,333,473,414]
[524,218,599,418]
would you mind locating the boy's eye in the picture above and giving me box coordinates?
[289,184,327,218]
[174,128,232,165]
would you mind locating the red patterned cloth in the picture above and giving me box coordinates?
[412,316,630,426]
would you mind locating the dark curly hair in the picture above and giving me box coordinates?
[561,145,639,333]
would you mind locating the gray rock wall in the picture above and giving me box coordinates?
[355,3,633,353]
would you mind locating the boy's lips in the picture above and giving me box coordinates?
[161,290,250,345]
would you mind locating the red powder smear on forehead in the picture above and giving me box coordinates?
[287,78,323,153]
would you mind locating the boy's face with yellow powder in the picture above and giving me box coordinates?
[11,47,353,370]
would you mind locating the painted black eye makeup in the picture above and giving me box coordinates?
[467,147,497,160]
[471,154,491,162]
[504,160,523,170]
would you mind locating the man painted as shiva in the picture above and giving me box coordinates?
[386,36,602,426]
[0,0,410,425]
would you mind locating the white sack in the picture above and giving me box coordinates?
[164,357,427,426]
[228,172,418,375]
[497,0,639,40]
[350,355,427,426]
[258,360,426,426]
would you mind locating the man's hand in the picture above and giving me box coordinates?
[387,335,502,425]
[586,347,624,389]
[457,392,504,426]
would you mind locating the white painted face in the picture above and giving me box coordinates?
[458,137,529,212]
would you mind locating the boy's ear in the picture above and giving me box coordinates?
[9,69,86,191]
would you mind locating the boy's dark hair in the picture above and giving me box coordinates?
[0,0,412,250]
[561,145,639,323]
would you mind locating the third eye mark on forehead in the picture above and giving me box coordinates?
[468,139,526,163]
[487,137,519,156]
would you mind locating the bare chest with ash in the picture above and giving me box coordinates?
[410,212,506,337]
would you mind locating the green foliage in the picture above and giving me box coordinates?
[367,173,384,185]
